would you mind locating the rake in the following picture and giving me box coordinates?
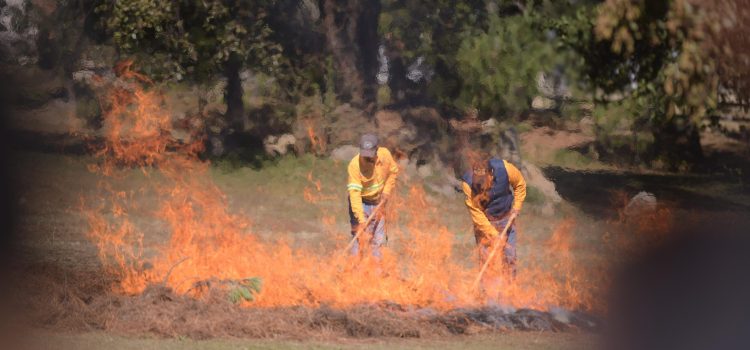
[471,213,517,291]
[343,199,387,255]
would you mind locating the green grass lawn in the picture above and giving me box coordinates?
[208,154,480,249]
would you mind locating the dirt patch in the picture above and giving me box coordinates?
[700,129,750,156]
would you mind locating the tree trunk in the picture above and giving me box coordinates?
[652,120,704,168]
[321,0,380,107]
[224,56,245,129]
[357,0,380,103]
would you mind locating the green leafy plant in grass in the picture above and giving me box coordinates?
[228,277,263,304]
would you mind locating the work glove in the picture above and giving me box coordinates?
[488,228,501,240]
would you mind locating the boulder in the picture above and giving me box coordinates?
[330,145,359,162]
[263,133,297,157]
[400,107,449,163]
[78,45,117,70]
[72,70,95,84]
[375,109,404,136]
[531,96,556,110]
[402,106,445,129]
[624,191,657,217]
[327,103,374,147]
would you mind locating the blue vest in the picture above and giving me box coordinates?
[462,159,514,219]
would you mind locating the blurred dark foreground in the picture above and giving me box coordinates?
[606,216,750,350]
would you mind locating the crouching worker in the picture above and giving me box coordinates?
[462,157,526,278]
[347,133,399,258]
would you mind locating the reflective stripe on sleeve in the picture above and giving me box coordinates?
[363,182,384,192]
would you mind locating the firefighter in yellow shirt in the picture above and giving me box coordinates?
[462,157,526,275]
[347,134,399,258]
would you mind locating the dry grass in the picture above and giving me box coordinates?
[13,263,596,341]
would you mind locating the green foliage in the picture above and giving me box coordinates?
[87,0,737,164]
[553,148,594,168]
[455,14,556,118]
[322,56,338,111]
[376,85,392,107]
[379,1,596,119]
[559,102,586,121]
[593,100,635,137]
[97,0,284,81]
[551,0,730,162]
[525,185,545,205]
[591,99,658,164]
[591,0,719,124]
[102,1,174,52]
[379,0,489,107]
[227,277,263,304]
[379,0,487,62]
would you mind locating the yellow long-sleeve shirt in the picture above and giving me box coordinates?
[347,147,399,223]
[462,160,526,238]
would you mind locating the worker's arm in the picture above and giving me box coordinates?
[347,160,367,223]
[381,148,400,197]
[504,160,527,212]
[462,182,499,238]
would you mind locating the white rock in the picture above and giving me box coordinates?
[624,192,657,217]
[330,145,359,161]
[72,70,95,83]
[80,59,96,70]
[263,133,296,156]
[531,96,556,110]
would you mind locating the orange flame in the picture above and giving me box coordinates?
[82,65,629,312]
[306,121,326,154]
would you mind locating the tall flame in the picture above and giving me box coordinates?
[83,65,612,311]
